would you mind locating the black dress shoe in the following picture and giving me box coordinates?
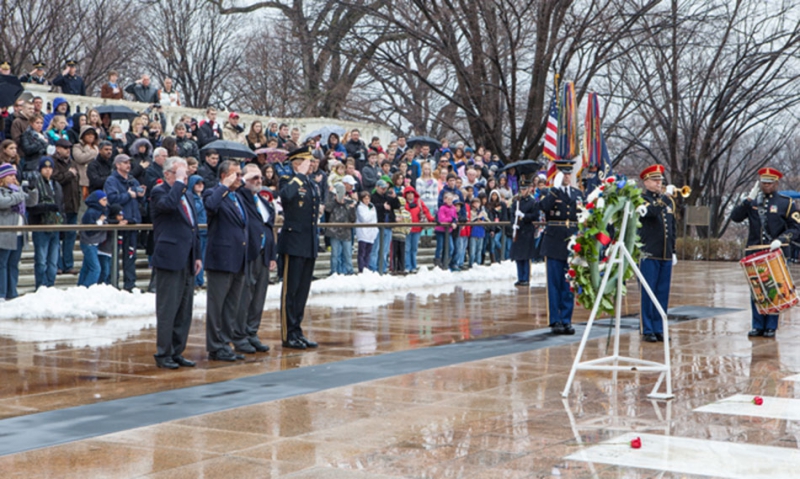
[655,333,664,342]
[764,329,776,338]
[299,336,318,348]
[208,350,237,362]
[172,356,196,367]
[550,323,566,334]
[643,334,658,343]
[234,342,257,354]
[154,356,179,369]
[748,329,765,337]
[562,324,575,335]
[248,337,270,352]
[514,281,530,287]
[282,338,307,350]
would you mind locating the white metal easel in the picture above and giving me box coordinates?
[561,201,674,400]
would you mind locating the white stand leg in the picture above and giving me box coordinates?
[561,201,673,399]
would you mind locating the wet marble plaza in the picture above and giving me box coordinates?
[1,261,800,478]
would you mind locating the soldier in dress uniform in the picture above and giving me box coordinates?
[638,164,676,343]
[278,147,320,350]
[19,61,50,85]
[509,166,540,287]
[539,159,584,335]
[52,60,86,97]
[731,167,800,338]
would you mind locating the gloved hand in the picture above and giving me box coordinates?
[46,145,56,156]
[770,239,782,251]
[747,180,760,201]
[672,253,678,266]
[665,185,675,196]
[553,171,564,189]
[512,223,520,232]
[515,209,525,219]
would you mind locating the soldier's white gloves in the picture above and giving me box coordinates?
[515,209,525,219]
[770,239,782,251]
[672,253,678,266]
[553,171,564,189]
[747,180,760,201]
[665,185,675,196]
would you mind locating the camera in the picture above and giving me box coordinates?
[136,186,145,194]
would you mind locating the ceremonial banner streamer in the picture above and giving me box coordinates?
[557,81,579,172]
[582,92,612,178]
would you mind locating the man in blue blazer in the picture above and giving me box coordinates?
[150,157,202,369]
[234,164,277,353]
[203,160,249,361]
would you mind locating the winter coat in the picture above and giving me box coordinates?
[356,202,378,243]
[80,190,107,245]
[43,97,72,131]
[403,186,434,233]
[361,163,380,191]
[66,113,84,145]
[0,185,37,250]
[198,162,219,189]
[188,175,207,235]
[27,174,64,225]
[124,82,159,104]
[104,170,142,224]
[197,121,222,148]
[128,138,153,184]
[100,83,124,100]
[435,203,458,233]
[370,190,401,224]
[469,206,488,238]
[324,193,357,240]
[71,126,99,187]
[46,129,69,145]
[19,127,48,170]
[51,152,81,214]
[222,122,246,144]
[176,137,199,159]
[52,73,86,96]
[10,109,31,143]
[415,177,439,216]
[344,139,369,169]
[86,153,114,193]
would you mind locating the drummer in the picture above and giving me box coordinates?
[731,166,800,338]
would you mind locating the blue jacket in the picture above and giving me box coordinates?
[52,74,86,96]
[203,184,247,273]
[43,97,73,131]
[150,180,201,271]
[237,188,276,267]
[103,170,142,224]
[188,175,207,235]
[79,190,107,245]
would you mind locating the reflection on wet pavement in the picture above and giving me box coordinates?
[3,261,800,477]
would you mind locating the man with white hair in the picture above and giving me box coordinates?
[125,74,159,104]
[150,156,202,369]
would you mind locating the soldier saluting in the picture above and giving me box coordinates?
[278,147,321,350]
[731,167,800,338]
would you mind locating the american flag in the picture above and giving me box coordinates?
[543,90,558,184]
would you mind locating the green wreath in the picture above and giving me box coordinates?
[566,176,646,316]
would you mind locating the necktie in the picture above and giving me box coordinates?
[231,193,245,223]
[255,194,266,249]
[180,196,193,225]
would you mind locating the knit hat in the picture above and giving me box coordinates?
[91,190,107,201]
[375,179,389,189]
[0,163,16,180]
[39,157,54,170]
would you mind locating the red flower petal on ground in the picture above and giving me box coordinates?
[630,437,642,449]
[753,396,764,406]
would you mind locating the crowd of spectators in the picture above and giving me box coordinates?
[0,67,531,299]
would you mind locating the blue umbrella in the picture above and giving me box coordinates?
[0,75,24,107]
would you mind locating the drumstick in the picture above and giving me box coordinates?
[745,243,788,252]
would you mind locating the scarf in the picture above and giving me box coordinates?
[8,184,25,216]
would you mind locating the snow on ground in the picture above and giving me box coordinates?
[0,262,544,349]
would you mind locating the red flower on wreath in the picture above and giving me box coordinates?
[568,269,577,278]
[573,243,582,253]
[586,202,595,210]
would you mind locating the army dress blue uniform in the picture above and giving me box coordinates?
[731,167,800,337]
[637,165,676,342]
[509,190,539,285]
[278,148,320,349]
[539,165,584,334]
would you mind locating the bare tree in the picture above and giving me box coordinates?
[141,0,245,108]
[611,0,800,237]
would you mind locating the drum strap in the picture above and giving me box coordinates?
[757,194,772,242]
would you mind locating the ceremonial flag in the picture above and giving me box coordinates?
[543,89,559,184]
[557,80,579,164]
[582,92,613,184]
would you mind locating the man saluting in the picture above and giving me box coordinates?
[278,147,320,350]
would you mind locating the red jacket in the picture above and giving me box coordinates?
[403,186,434,233]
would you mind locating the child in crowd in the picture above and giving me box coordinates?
[434,193,458,269]
[97,205,125,284]
[469,197,488,267]
[78,190,108,287]
[188,175,207,287]
[355,191,378,273]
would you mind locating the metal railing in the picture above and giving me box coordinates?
[0,220,539,284]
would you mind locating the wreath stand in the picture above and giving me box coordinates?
[561,201,674,400]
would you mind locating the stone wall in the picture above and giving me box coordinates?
[22,84,394,147]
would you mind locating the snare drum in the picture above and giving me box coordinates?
[740,249,799,315]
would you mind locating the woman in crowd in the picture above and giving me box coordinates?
[158,78,181,106]
[86,108,106,139]
[45,115,70,145]
[436,165,449,193]
[415,162,438,218]
[497,174,513,201]
[126,116,148,146]
[67,113,86,145]
[486,189,510,262]
[262,163,279,196]
[0,163,37,300]
[72,126,99,199]
[129,138,152,184]
[468,197,488,267]
[19,114,49,178]
[0,140,20,169]
[434,192,458,270]
[107,124,127,155]
[147,121,164,149]
[355,191,377,273]
[325,133,347,159]
[246,121,267,151]
[100,71,123,99]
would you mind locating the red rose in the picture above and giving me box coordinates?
[753,396,764,406]
[586,202,595,209]
[606,177,615,184]
[568,269,576,278]
[573,243,582,253]
[630,437,642,449]
[596,232,612,246]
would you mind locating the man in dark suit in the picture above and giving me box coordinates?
[278,147,320,350]
[203,160,250,361]
[234,164,277,353]
[539,159,584,335]
[150,157,202,369]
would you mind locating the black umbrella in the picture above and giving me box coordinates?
[407,135,441,150]
[95,105,138,121]
[499,159,543,176]
[200,139,256,158]
[0,75,24,108]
